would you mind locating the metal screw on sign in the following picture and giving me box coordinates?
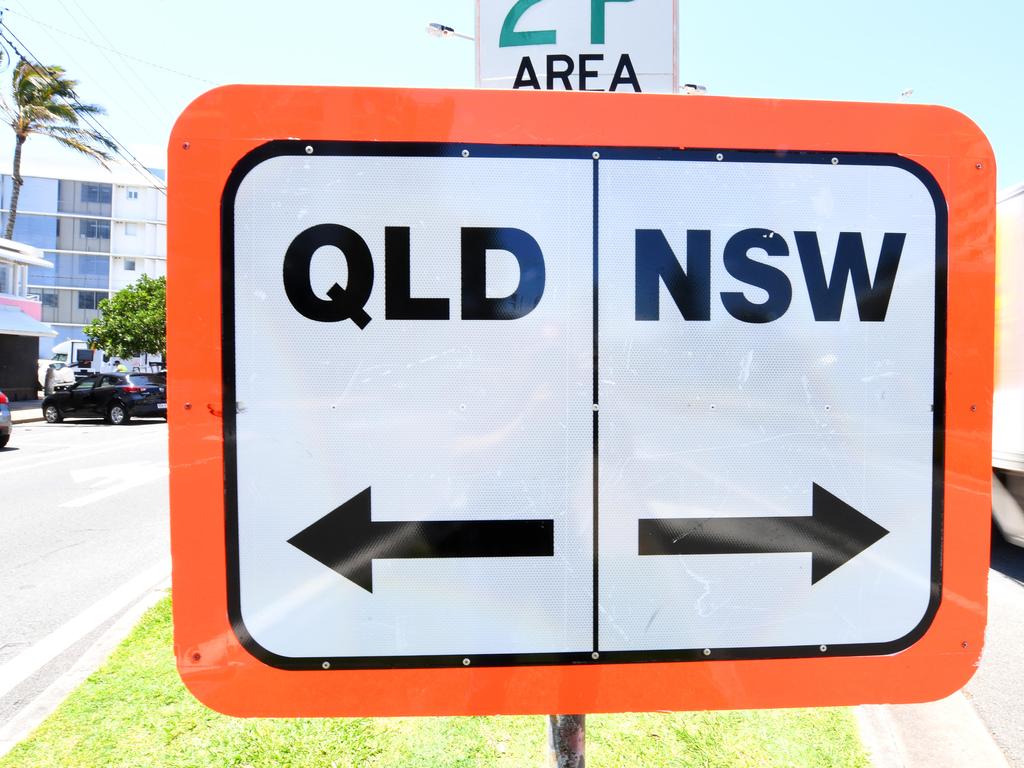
[547,715,585,768]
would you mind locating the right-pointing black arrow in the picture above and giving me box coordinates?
[288,487,554,593]
[638,483,889,584]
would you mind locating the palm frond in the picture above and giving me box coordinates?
[46,134,116,167]
[7,56,115,169]
[37,122,117,152]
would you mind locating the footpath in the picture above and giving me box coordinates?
[8,399,43,424]
[857,695,1010,768]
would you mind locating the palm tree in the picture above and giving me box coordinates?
[2,57,116,240]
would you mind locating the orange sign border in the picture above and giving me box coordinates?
[168,85,995,717]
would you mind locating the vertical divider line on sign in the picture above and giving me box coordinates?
[592,154,600,655]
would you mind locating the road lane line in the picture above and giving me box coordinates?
[0,577,170,757]
[59,463,169,508]
[0,432,164,477]
[0,559,170,701]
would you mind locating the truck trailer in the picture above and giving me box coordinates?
[993,184,1024,546]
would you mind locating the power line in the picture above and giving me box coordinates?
[5,0,167,142]
[57,0,178,126]
[3,6,216,86]
[0,22,165,193]
[0,20,166,195]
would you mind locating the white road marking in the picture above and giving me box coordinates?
[60,462,169,509]
[0,560,170,702]
[0,578,170,758]
[0,431,163,477]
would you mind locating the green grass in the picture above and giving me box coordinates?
[0,598,869,767]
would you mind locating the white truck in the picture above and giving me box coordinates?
[37,340,163,394]
[992,185,1024,547]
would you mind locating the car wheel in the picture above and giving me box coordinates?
[107,403,131,425]
[0,434,9,449]
[44,404,63,423]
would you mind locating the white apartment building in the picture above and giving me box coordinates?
[0,159,166,356]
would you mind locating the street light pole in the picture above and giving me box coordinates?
[426,22,474,42]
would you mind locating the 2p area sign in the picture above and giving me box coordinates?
[168,86,995,717]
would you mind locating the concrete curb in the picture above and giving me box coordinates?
[9,402,44,425]
[856,694,1010,768]
[10,415,44,425]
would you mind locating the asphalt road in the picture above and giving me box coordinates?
[0,418,169,729]
[965,531,1024,766]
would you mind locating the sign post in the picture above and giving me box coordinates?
[168,85,994,721]
[547,714,585,767]
[475,4,681,757]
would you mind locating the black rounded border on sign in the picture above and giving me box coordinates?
[221,140,946,671]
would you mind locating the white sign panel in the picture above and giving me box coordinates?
[476,0,678,92]
[224,143,943,669]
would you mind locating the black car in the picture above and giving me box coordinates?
[41,373,167,425]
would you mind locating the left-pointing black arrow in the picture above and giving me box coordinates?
[287,487,555,592]
[638,483,889,584]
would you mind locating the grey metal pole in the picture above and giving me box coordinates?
[546,714,585,767]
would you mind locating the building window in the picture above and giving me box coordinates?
[29,253,109,288]
[40,289,58,308]
[126,188,139,200]
[124,259,136,271]
[80,219,111,239]
[124,222,137,236]
[81,184,112,204]
[77,291,104,310]
[5,213,59,250]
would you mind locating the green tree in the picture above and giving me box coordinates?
[84,275,166,361]
[2,57,116,239]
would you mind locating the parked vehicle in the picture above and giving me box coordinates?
[0,391,10,448]
[37,340,85,393]
[38,340,163,394]
[993,184,1024,547]
[41,373,167,425]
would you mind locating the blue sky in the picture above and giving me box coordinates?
[2,0,1022,187]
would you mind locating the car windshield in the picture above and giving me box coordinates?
[126,374,165,387]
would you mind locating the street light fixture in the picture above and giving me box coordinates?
[426,22,474,41]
